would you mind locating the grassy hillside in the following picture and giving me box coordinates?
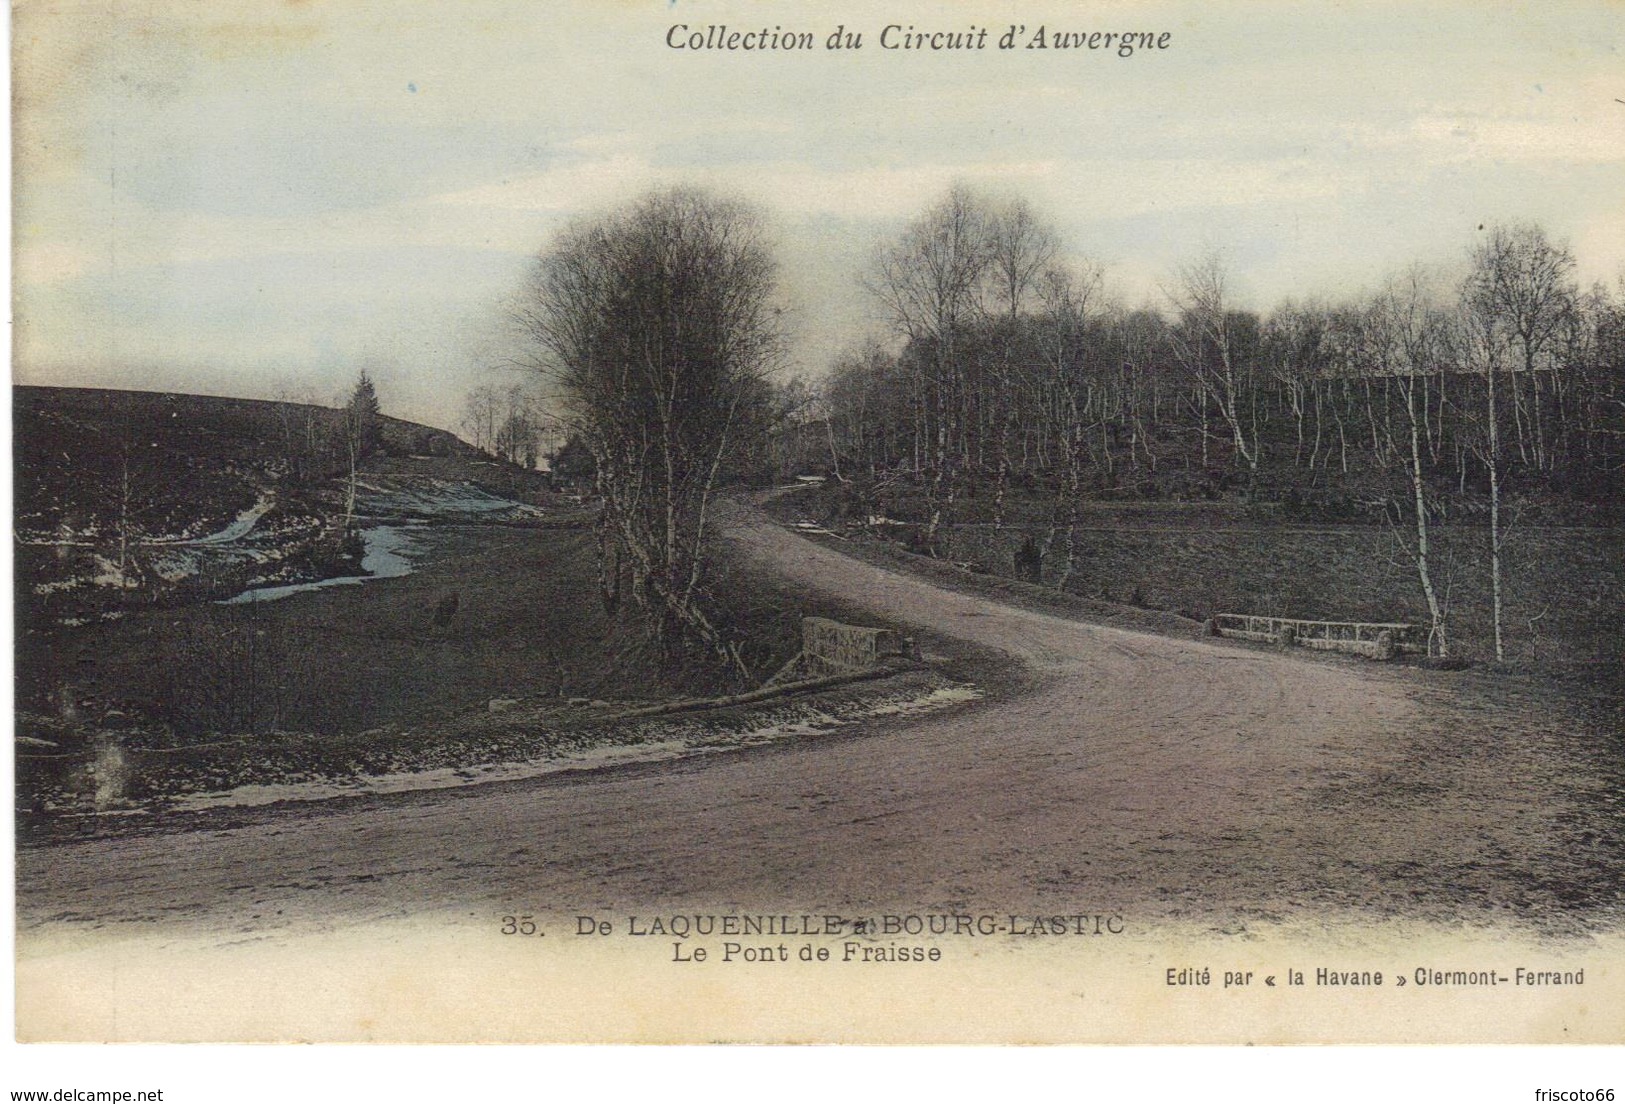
[15,386,485,527]
[13,386,510,621]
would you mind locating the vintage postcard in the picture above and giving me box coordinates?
[10,0,1625,1054]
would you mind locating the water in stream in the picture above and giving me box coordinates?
[219,526,418,605]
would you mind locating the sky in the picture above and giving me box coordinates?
[12,0,1625,434]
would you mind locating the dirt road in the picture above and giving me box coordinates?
[16,510,1623,940]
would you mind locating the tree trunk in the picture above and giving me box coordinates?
[1404,376,1448,656]
[1487,356,1505,661]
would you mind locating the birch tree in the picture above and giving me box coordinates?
[870,185,994,554]
[984,200,1060,531]
[1368,270,1451,655]
[1470,224,1577,473]
[519,187,784,674]
[1167,251,1260,473]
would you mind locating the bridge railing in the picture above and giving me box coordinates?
[762,616,919,687]
[1213,614,1424,660]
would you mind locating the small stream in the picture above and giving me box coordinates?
[142,495,276,548]
[218,526,418,605]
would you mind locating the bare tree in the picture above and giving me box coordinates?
[1035,263,1105,588]
[1166,251,1260,473]
[1460,224,1574,660]
[1469,223,1577,473]
[985,198,1060,531]
[519,186,784,674]
[870,185,994,554]
[1570,276,1625,473]
[461,385,502,455]
[1262,300,1332,468]
[1368,269,1452,655]
[492,384,542,467]
[985,196,1059,319]
[272,383,328,484]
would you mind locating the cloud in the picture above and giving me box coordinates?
[1387,110,1625,167]
[431,156,661,213]
[429,151,1345,227]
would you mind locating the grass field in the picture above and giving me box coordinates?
[15,508,979,821]
[782,481,1625,668]
[17,520,840,738]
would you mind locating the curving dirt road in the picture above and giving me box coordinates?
[15,509,1622,941]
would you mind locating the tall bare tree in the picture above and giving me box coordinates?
[1470,223,1577,473]
[461,385,502,454]
[1167,251,1260,473]
[1262,300,1332,468]
[1460,223,1575,660]
[272,383,327,485]
[870,185,994,554]
[1035,263,1104,588]
[1368,269,1452,655]
[519,186,784,674]
[985,198,1060,531]
[491,384,543,467]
